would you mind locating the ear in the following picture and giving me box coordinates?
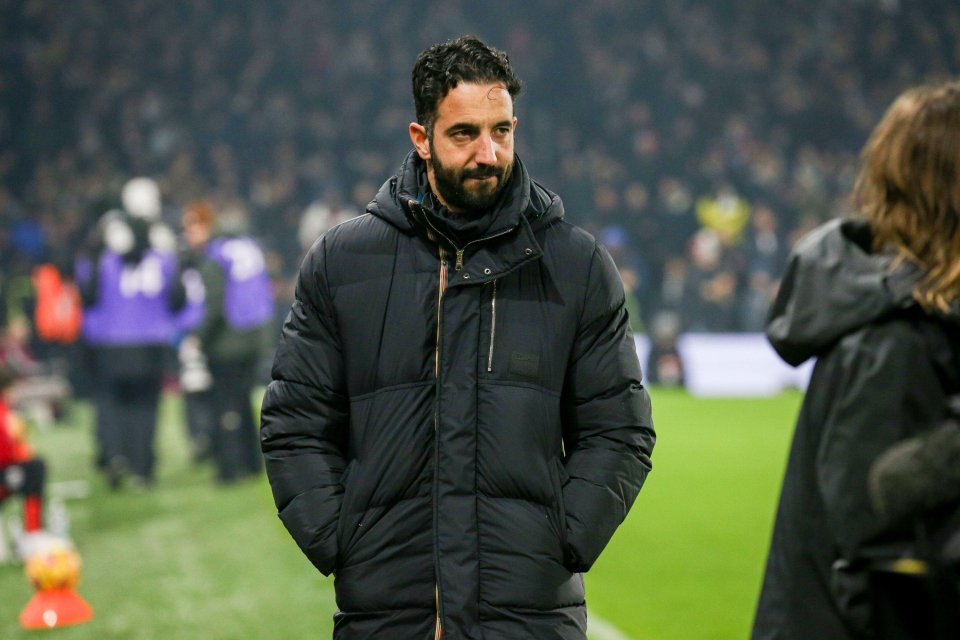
[409,123,431,160]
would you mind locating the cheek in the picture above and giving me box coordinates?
[435,145,469,168]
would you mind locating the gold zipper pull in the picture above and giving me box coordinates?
[454,249,464,272]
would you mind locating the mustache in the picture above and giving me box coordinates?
[462,166,501,180]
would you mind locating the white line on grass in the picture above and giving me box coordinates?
[588,608,635,640]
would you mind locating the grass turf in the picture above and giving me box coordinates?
[586,387,801,639]
[0,387,801,639]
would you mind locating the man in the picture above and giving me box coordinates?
[261,35,655,639]
[76,176,183,489]
[181,201,273,484]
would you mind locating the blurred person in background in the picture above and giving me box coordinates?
[181,200,273,484]
[297,190,360,257]
[260,35,655,639]
[0,365,47,558]
[682,228,739,332]
[0,315,71,428]
[76,177,184,490]
[752,80,960,640]
[173,234,215,464]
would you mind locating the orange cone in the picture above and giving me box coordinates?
[19,536,94,629]
[19,588,94,629]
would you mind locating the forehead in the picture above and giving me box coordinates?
[435,81,514,125]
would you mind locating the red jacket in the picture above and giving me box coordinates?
[0,398,32,466]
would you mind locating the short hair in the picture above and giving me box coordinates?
[412,35,522,136]
[182,200,216,229]
[855,80,960,311]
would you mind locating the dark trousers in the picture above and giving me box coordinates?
[92,345,167,481]
[1,458,46,531]
[183,389,215,460]
[209,357,262,482]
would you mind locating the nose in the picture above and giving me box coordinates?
[474,134,497,165]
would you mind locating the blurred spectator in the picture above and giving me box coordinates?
[646,311,684,387]
[297,191,360,254]
[0,365,48,559]
[682,228,739,332]
[0,315,71,428]
[695,182,751,246]
[76,177,184,489]
[173,230,215,464]
[181,200,274,484]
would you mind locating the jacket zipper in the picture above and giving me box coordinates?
[435,246,447,377]
[487,279,497,372]
[433,246,446,640]
[411,198,514,639]
[410,200,513,274]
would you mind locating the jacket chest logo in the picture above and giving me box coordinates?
[509,351,540,378]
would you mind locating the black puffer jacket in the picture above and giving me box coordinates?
[261,152,655,639]
[752,219,960,639]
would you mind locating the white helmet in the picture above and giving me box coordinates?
[121,177,162,219]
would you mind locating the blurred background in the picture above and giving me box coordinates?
[0,1,958,638]
[3,0,957,337]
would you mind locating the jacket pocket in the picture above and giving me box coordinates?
[549,458,570,563]
[486,279,498,373]
[335,460,358,567]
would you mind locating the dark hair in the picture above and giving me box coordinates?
[854,80,960,311]
[412,35,522,136]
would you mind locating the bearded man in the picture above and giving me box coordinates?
[261,35,655,640]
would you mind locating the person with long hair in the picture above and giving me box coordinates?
[752,80,960,639]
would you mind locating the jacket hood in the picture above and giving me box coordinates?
[366,150,563,237]
[766,218,960,366]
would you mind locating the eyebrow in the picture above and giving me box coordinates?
[443,120,514,135]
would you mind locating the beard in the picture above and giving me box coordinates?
[429,143,513,213]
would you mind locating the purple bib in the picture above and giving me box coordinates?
[207,236,274,329]
[81,250,178,345]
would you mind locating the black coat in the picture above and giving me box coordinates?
[752,219,960,639]
[261,152,655,639]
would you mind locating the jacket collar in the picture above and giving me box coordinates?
[368,150,561,233]
[366,150,563,284]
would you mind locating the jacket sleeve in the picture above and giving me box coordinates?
[815,320,952,562]
[260,236,349,576]
[560,243,655,572]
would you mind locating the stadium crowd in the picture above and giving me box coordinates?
[2,0,958,340]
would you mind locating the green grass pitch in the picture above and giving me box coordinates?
[0,387,801,639]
